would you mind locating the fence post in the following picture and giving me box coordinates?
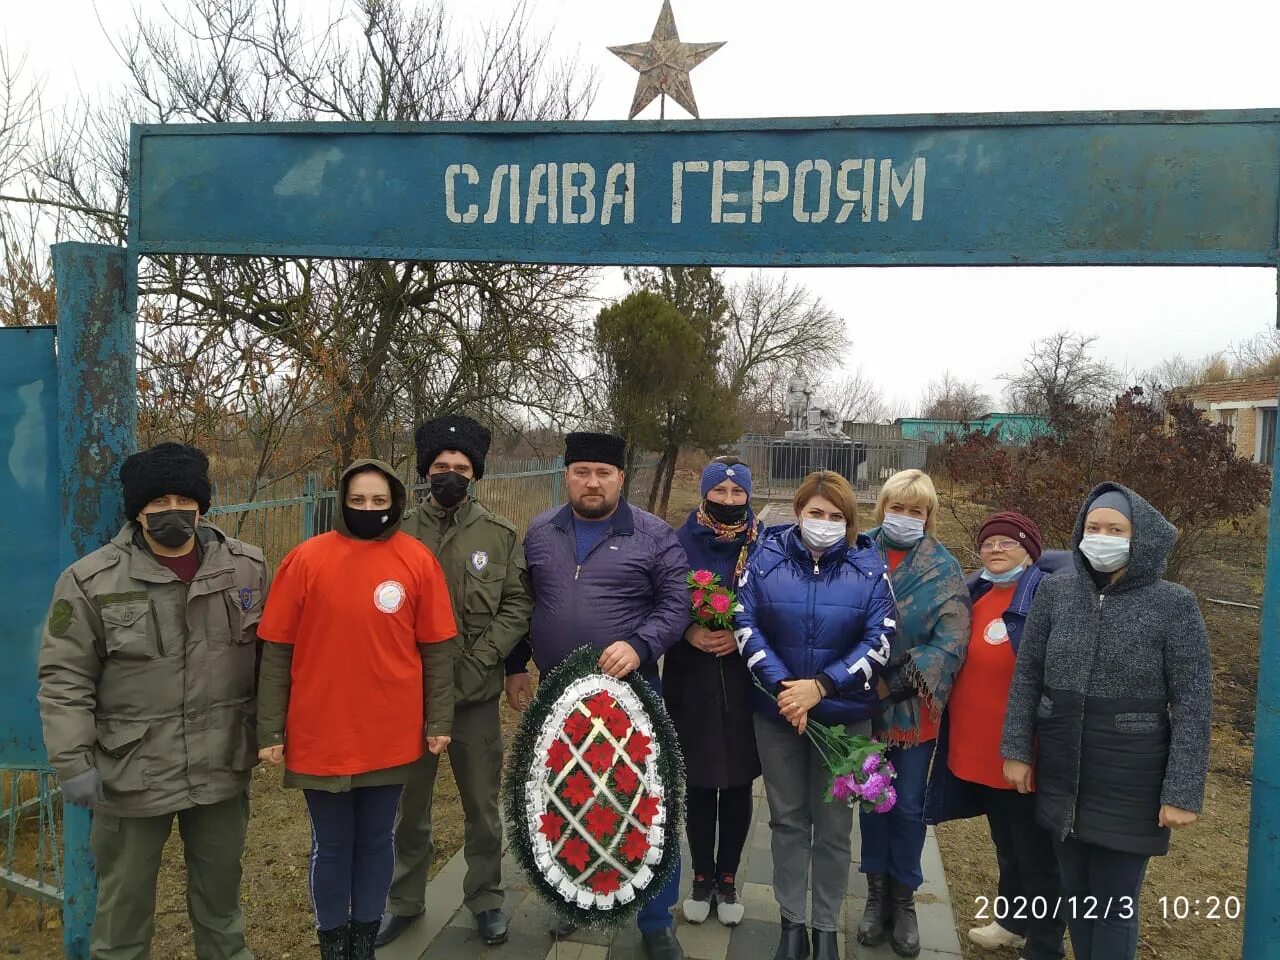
[303,474,316,540]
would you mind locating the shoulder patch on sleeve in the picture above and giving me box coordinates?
[47,599,74,638]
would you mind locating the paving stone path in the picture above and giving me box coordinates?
[375,779,962,960]
[376,502,964,960]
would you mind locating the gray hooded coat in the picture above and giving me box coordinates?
[1001,482,1212,857]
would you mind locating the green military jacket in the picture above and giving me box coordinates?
[401,496,532,706]
[37,522,270,818]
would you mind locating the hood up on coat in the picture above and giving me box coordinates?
[334,458,407,541]
[1071,481,1177,588]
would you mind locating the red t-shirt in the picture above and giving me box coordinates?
[156,548,200,583]
[257,531,457,777]
[947,585,1019,789]
[884,548,938,742]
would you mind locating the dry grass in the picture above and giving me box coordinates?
[930,504,1255,960]
[2,473,1257,959]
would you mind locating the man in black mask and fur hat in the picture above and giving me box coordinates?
[37,442,270,960]
[377,415,533,948]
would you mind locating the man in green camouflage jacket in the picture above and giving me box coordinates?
[38,442,270,960]
[378,416,532,948]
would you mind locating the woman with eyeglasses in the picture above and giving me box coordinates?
[925,513,1069,960]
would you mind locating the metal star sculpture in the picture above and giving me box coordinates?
[608,1,724,120]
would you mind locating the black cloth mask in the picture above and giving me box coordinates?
[429,471,471,509]
[703,499,749,525]
[343,504,401,540]
[144,509,198,548]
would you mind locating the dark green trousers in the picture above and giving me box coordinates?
[386,698,504,917]
[90,791,251,960]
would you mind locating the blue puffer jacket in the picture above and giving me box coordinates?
[735,525,897,725]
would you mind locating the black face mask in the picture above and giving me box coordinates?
[343,503,402,540]
[704,499,749,525]
[429,470,471,509]
[144,509,198,548]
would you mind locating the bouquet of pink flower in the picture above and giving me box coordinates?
[686,569,736,630]
[754,677,898,814]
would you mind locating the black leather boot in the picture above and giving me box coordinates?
[348,920,380,960]
[773,918,810,960]
[856,873,891,946]
[889,880,921,957]
[811,930,840,960]
[317,924,349,960]
[375,910,422,947]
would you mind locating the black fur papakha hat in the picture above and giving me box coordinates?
[415,415,492,479]
[119,442,213,520]
[564,432,627,469]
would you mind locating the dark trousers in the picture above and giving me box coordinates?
[1053,837,1149,960]
[388,699,504,918]
[858,740,934,889]
[304,784,404,931]
[686,784,753,879]
[979,786,1066,960]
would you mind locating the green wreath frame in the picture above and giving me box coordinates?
[503,645,687,929]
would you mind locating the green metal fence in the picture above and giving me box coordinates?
[208,457,660,565]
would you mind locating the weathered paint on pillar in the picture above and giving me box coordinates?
[1244,272,1280,954]
[51,241,135,960]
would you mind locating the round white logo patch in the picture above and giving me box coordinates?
[984,618,1009,646]
[373,580,406,614]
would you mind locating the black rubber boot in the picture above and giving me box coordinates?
[317,924,349,960]
[773,918,810,960]
[348,920,380,960]
[856,873,891,946]
[811,930,840,960]
[889,880,921,957]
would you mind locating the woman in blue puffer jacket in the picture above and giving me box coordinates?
[735,470,897,960]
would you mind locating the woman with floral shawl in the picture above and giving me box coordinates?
[857,469,971,958]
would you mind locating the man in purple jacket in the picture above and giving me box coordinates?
[505,431,690,960]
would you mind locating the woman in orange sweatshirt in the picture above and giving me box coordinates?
[256,460,457,960]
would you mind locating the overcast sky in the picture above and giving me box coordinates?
[8,0,1280,414]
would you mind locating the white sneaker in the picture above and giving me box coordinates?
[968,921,1026,950]
[683,875,714,924]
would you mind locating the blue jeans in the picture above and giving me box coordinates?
[858,740,935,890]
[637,671,680,932]
[304,785,404,930]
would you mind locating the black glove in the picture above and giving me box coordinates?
[880,654,919,704]
[62,767,104,809]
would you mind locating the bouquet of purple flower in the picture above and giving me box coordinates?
[829,748,898,814]
[754,678,897,813]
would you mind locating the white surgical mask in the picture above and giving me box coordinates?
[800,518,846,552]
[980,563,1026,585]
[881,512,925,546]
[1079,534,1130,573]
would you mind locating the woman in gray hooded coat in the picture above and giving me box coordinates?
[1000,483,1211,960]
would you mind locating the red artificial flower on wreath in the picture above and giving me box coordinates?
[624,732,652,764]
[562,771,595,807]
[539,811,566,842]
[620,827,650,862]
[603,708,631,740]
[559,836,591,871]
[563,710,593,743]
[546,739,573,773]
[583,741,615,774]
[634,794,661,827]
[613,764,640,796]
[588,867,622,895]
[583,804,620,841]
[585,692,616,717]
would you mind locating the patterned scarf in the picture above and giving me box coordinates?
[696,504,762,582]
[868,527,972,745]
